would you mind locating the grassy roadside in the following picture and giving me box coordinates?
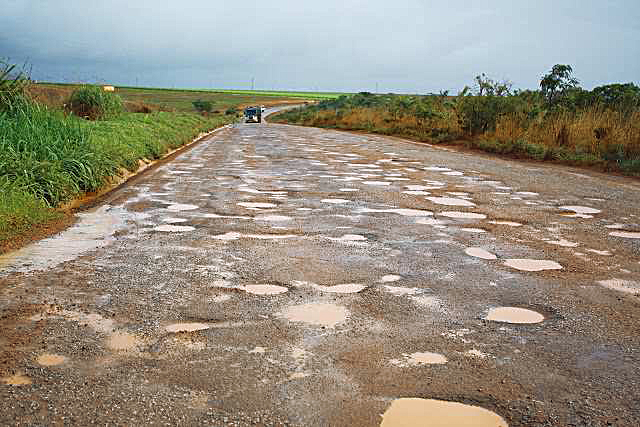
[271,91,640,176]
[0,100,232,250]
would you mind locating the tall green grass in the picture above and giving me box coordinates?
[0,95,232,248]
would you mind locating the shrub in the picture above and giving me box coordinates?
[192,99,213,113]
[67,85,123,120]
[225,107,238,115]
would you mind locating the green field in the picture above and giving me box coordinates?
[31,83,342,112]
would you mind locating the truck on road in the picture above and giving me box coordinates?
[244,106,262,123]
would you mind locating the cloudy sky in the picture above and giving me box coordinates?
[2,0,639,93]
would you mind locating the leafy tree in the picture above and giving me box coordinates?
[474,73,512,96]
[540,64,580,106]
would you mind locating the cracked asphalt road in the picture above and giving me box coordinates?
[1,109,639,426]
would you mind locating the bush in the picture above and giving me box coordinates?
[456,94,519,135]
[67,85,123,120]
[192,99,213,113]
[225,107,238,115]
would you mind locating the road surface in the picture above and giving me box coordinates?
[1,110,639,426]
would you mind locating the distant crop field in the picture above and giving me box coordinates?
[29,83,323,112]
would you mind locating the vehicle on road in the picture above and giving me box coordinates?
[244,106,262,123]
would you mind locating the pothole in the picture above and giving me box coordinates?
[439,211,487,220]
[254,215,293,222]
[598,278,640,294]
[380,398,508,427]
[427,197,475,207]
[36,353,67,366]
[1,373,31,386]
[163,217,188,223]
[166,203,199,212]
[460,228,487,233]
[609,231,640,239]
[313,283,366,293]
[237,202,277,209]
[389,352,447,367]
[384,286,421,296]
[547,238,578,247]
[504,259,562,271]
[489,221,522,227]
[327,234,367,242]
[559,206,601,214]
[465,248,497,260]
[278,303,349,328]
[153,224,196,232]
[485,307,544,324]
[243,284,289,295]
[165,323,210,333]
[107,331,139,351]
[321,199,351,204]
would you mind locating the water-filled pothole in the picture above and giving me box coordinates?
[165,323,210,333]
[485,307,544,324]
[313,283,366,293]
[237,202,277,209]
[36,353,66,366]
[439,211,487,220]
[279,303,349,328]
[380,398,508,427]
[153,224,195,232]
[166,203,199,212]
[107,331,139,351]
[465,248,497,260]
[243,284,289,295]
[389,352,447,367]
[1,373,31,386]
[609,231,640,239]
[598,278,640,294]
[504,259,562,272]
[427,197,475,207]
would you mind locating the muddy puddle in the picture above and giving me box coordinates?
[609,231,640,239]
[313,283,366,293]
[389,352,447,367]
[107,331,139,351]
[279,303,349,328]
[504,259,562,272]
[166,203,199,212]
[166,323,210,333]
[237,202,277,209]
[153,224,196,232]
[485,307,544,324]
[598,278,640,294]
[1,374,32,386]
[384,286,421,296]
[380,398,508,427]
[36,353,67,366]
[0,205,127,273]
[243,284,289,295]
[439,211,487,220]
[427,197,475,207]
[465,248,497,260]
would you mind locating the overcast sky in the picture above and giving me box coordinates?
[2,0,639,93]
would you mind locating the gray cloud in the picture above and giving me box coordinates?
[2,0,639,92]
